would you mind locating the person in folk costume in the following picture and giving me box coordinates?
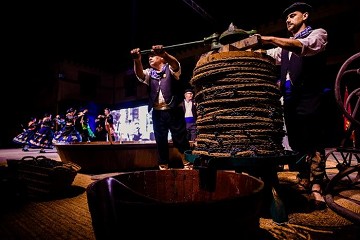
[94,114,107,141]
[29,113,56,153]
[258,2,328,209]
[13,116,40,151]
[77,108,95,142]
[181,88,198,141]
[97,108,116,143]
[54,114,66,136]
[130,45,191,170]
[52,107,82,144]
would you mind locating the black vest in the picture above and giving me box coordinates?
[280,50,327,115]
[148,64,183,112]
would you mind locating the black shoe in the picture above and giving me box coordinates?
[39,150,46,153]
[310,199,327,210]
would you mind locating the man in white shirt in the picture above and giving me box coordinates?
[182,89,197,141]
[258,2,328,210]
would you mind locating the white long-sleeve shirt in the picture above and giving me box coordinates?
[266,28,328,81]
[266,28,328,65]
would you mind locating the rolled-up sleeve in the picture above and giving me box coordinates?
[136,69,150,85]
[298,28,328,56]
[266,47,282,65]
[169,61,181,80]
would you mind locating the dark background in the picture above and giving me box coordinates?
[2,0,359,148]
[4,0,337,72]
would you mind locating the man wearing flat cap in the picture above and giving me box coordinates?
[283,2,313,17]
[258,2,328,210]
[130,45,192,170]
[182,88,197,141]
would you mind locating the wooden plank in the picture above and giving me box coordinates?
[220,35,261,52]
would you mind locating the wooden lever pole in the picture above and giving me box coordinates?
[141,33,220,54]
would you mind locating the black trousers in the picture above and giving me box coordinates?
[152,107,190,165]
[284,107,325,184]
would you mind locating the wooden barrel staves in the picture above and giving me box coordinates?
[190,51,286,158]
[86,169,265,239]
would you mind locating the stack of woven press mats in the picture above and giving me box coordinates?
[191,51,285,158]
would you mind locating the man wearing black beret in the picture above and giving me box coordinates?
[258,2,328,210]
